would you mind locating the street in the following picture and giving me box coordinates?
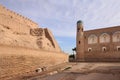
[28,62,120,80]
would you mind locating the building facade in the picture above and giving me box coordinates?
[76,20,120,61]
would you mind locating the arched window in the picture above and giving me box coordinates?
[88,48,92,52]
[88,34,98,44]
[113,31,120,42]
[100,33,110,43]
[102,47,107,52]
[77,28,80,32]
[117,46,120,51]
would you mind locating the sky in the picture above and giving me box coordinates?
[0,0,120,54]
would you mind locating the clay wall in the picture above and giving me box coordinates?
[0,5,62,52]
[0,5,68,80]
[0,45,68,79]
[44,28,61,52]
[0,5,38,35]
[29,28,61,52]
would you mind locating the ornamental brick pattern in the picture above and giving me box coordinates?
[76,20,120,61]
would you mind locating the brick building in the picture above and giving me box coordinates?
[76,20,120,61]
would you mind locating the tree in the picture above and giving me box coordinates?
[72,47,76,51]
[71,47,76,59]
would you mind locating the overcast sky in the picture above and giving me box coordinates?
[1,0,120,54]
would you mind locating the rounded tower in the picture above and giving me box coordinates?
[76,20,84,61]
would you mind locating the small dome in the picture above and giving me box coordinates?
[77,20,83,24]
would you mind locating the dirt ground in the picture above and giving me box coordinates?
[28,62,120,80]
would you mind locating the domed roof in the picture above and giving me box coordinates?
[77,20,83,24]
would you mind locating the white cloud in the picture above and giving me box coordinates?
[1,0,120,37]
[2,0,120,53]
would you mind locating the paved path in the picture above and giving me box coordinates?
[28,63,120,80]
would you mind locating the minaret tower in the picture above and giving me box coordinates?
[76,20,84,61]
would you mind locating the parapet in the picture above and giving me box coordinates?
[0,4,38,27]
[0,4,61,52]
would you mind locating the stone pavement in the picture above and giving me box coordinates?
[28,62,120,80]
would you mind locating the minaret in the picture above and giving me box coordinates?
[76,20,84,61]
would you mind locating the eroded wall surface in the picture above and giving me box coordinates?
[0,5,61,52]
[0,5,68,79]
[0,45,68,79]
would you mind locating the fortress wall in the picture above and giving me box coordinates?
[0,5,68,79]
[44,28,61,52]
[0,45,68,79]
[0,5,62,52]
[29,28,61,52]
[0,24,39,49]
[44,28,55,48]
[0,5,38,34]
[0,5,41,49]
